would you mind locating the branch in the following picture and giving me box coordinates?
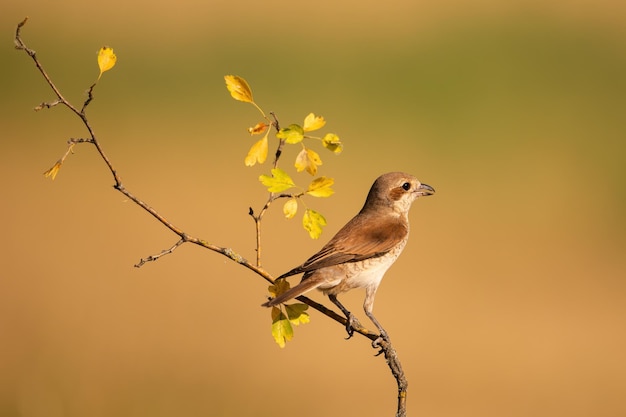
[14,16,385,338]
[249,111,286,267]
[16,19,407,417]
[134,238,185,267]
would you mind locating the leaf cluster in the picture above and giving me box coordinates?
[267,279,310,347]
[225,75,343,240]
[225,75,346,345]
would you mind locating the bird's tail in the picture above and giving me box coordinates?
[261,278,321,307]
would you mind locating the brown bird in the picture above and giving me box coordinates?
[262,172,435,343]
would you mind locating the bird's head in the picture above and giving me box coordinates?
[364,172,435,215]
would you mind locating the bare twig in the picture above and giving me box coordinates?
[269,112,283,168]
[295,294,407,416]
[135,238,185,267]
[82,83,97,114]
[379,340,409,417]
[248,111,286,267]
[248,111,303,267]
[34,99,61,110]
[16,19,408,417]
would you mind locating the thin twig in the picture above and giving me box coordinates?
[135,238,185,267]
[34,100,61,110]
[250,111,286,267]
[82,83,97,114]
[269,112,283,169]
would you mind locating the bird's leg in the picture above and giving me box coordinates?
[328,294,361,339]
[364,287,390,350]
[366,311,389,353]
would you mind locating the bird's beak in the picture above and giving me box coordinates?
[416,183,435,197]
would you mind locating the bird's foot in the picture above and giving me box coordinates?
[344,313,362,340]
[371,330,390,355]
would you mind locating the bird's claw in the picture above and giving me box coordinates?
[371,331,390,355]
[344,313,362,340]
[345,326,354,339]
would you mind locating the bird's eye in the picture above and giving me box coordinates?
[402,182,411,191]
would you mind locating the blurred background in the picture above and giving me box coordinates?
[1,1,625,416]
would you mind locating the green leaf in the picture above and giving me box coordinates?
[276,124,304,144]
[283,198,298,219]
[322,133,343,154]
[271,306,294,348]
[302,209,327,239]
[259,168,296,193]
[306,176,334,197]
[285,303,310,326]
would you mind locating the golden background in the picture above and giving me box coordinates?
[1,1,625,416]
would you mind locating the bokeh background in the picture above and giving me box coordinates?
[1,1,625,416]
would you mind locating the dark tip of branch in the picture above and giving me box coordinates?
[248,207,254,216]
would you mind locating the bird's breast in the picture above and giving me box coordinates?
[319,239,408,295]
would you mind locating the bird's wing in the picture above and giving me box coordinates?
[278,214,408,278]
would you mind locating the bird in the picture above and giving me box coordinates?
[262,172,435,344]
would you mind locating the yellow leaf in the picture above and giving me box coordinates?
[259,168,295,193]
[271,307,294,348]
[268,278,291,298]
[305,148,322,175]
[285,303,310,326]
[322,133,343,154]
[97,46,116,80]
[302,209,327,239]
[294,148,307,173]
[244,135,268,166]
[295,147,322,176]
[306,176,334,197]
[43,161,62,180]
[276,124,304,144]
[248,122,268,135]
[224,75,254,103]
[303,113,326,132]
[283,198,298,219]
